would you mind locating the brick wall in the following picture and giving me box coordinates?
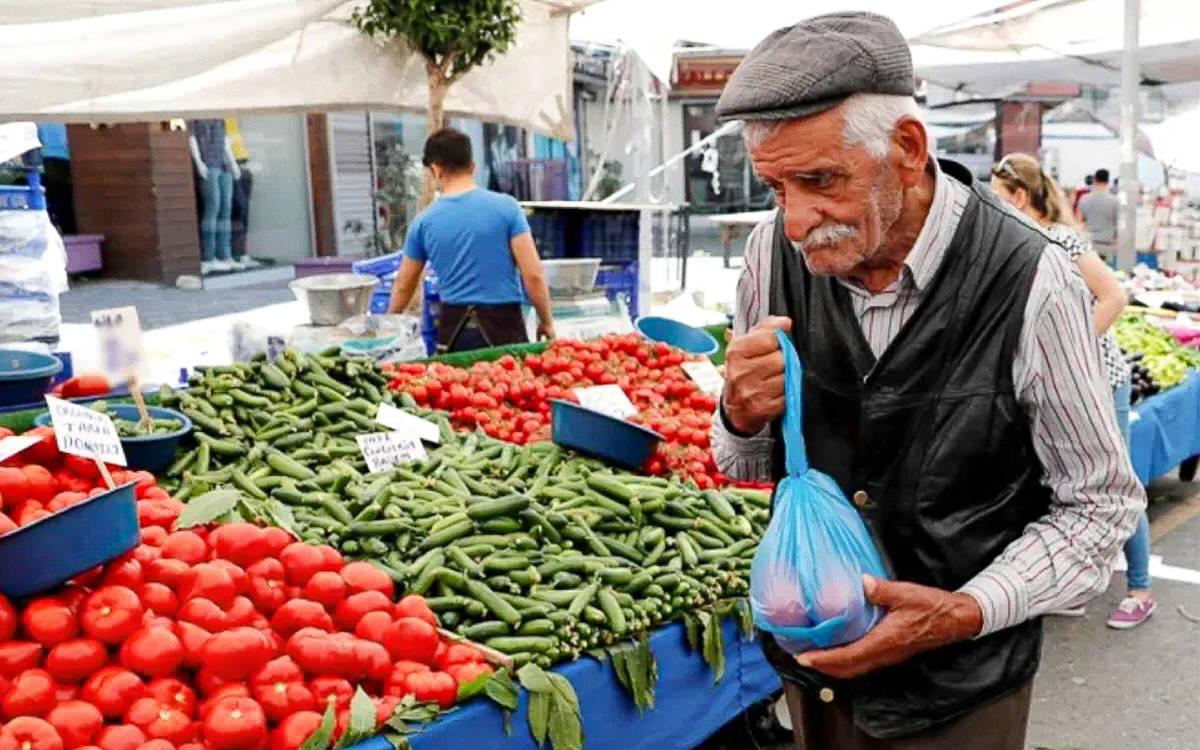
[68,123,201,283]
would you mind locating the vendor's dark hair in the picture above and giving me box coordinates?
[1094,168,1110,183]
[423,128,473,172]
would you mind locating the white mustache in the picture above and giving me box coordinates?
[791,223,858,253]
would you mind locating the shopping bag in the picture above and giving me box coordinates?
[749,329,889,654]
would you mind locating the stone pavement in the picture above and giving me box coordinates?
[59,277,294,330]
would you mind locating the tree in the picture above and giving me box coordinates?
[352,0,523,207]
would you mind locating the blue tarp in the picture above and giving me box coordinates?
[350,618,782,750]
[1129,369,1200,483]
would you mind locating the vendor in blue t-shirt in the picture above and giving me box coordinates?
[387,127,556,352]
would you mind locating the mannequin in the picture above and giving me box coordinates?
[188,119,241,274]
[225,117,253,265]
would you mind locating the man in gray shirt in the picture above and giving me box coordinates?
[1078,168,1120,256]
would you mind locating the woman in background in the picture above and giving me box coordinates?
[991,153,1155,629]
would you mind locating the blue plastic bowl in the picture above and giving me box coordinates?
[0,349,63,407]
[0,482,140,598]
[550,399,663,470]
[635,316,719,356]
[35,404,193,473]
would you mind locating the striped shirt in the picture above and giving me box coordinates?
[711,163,1145,637]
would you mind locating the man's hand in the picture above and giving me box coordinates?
[796,575,983,680]
[722,316,792,435]
[537,319,556,341]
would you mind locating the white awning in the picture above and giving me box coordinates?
[0,0,587,140]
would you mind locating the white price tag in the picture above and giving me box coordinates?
[356,431,427,472]
[374,403,440,443]
[573,384,637,419]
[681,360,725,396]
[44,395,127,466]
[91,306,144,380]
[0,435,40,463]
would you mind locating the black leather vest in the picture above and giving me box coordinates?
[763,160,1051,738]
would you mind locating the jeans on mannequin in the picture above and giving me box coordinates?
[200,166,234,261]
[1113,380,1151,591]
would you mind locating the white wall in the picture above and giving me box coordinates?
[236,114,313,262]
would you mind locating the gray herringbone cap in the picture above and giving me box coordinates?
[716,11,913,122]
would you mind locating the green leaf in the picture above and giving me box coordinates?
[609,647,632,693]
[585,649,608,664]
[628,642,649,713]
[457,670,492,701]
[546,674,581,720]
[265,498,299,535]
[175,489,242,528]
[736,598,755,641]
[396,704,440,725]
[528,691,551,746]
[503,710,513,738]
[701,611,726,683]
[683,613,700,652]
[299,703,337,750]
[547,695,584,750]
[344,686,377,744]
[382,732,410,750]
[483,669,519,710]
[517,663,554,694]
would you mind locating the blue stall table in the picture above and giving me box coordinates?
[350,618,781,750]
[1129,369,1200,484]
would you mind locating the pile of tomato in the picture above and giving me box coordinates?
[0,432,488,750]
[383,334,745,489]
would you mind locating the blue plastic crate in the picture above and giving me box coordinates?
[596,261,638,316]
[528,212,567,259]
[352,251,405,278]
[369,288,391,314]
[580,211,639,262]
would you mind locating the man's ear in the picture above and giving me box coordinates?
[891,117,929,189]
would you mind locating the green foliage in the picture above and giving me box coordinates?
[351,0,523,84]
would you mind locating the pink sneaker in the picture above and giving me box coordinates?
[1106,596,1156,629]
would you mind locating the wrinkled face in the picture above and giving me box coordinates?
[748,108,904,278]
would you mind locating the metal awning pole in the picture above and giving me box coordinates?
[1117,0,1140,270]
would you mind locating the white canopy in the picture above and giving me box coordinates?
[0,0,598,140]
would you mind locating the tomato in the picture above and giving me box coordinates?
[382,617,438,664]
[0,467,32,505]
[202,697,267,750]
[353,610,392,643]
[0,513,16,535]
[22,598,78,646]
[125,697,194,744]
[96,724,147,750]
[141,584,179,618]
[0,596,15,642]
[206,561,248,596]
[384,660,430,697]
[119,628,185,679]
[83,587,144,644]
[0,642,42,678]
[259,528,292,558]
[177,599,229,633]
[338,561,393,598]
[20,466,57,504]
[201,628,271,681]
[209,525,268,568]
[392,596,438,628]
[173,623,212,671]
[0,716,63,750]
[136,499,183,529]
[286,632,355,679]
[178,564,236,609]
[197,677,246,707]
[249,657,315,723]
[353,640,391,682]
[44,638,108,682]
[436,644,485,670]
[144,559,190,589]
[160,533,207,565]
[300,572,344,611]
[101,557,145,590]
[278,545,327,587]
[2,669,56,718]
[446,662,493,686]
[269,711,322,750]
[270,600,332,637]
[136,740,177,750]
[60,374,113,399]
[146,678,198,719]
[332,591,391,631]
[405,671,457,709]
[47,699,104,747]
[308,677,352,711]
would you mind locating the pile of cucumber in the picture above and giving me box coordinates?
[162,349,770,670]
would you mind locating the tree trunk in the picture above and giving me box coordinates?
[418,61,449,211]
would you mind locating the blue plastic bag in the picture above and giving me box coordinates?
[749,330,889,654]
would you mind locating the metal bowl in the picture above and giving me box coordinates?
[289,273,380,326]
[542,259,601,296]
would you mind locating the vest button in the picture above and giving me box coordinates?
[852,490,869,507]
[819,687,835,703]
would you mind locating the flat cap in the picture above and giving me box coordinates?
[715,11,913,122]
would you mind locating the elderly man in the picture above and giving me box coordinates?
[711,12,1144,750]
